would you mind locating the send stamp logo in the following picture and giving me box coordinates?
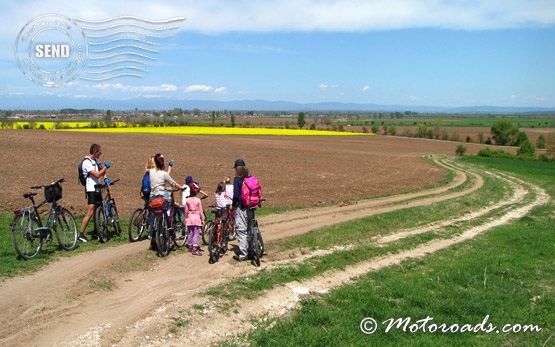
[15,13,185,87]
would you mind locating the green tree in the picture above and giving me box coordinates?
[491,119,519,146]
[104,110,112,128]
[545,132,555,159]
[456,145,467,156]
[297,112,306,129]
[537,134,546,149]
[517,139,536,158]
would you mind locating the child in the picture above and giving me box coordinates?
[182,176,208,205]
[215,181,228,209]
[185,182,206,255]
[224,176,234,207]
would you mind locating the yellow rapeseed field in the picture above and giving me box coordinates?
[59,126,370,136]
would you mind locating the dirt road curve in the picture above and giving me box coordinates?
[0,155,547,347]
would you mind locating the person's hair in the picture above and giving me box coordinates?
[216,182,226,194]
[154,153,165,170]
[146,156,156,170]
[235,165,249,179]
[189,189,197,197]
[224,176,231,184]
[89,143,101,154]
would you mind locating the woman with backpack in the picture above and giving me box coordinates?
[232,159,249,261]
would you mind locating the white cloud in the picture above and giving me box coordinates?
[362,85,370,92]
[185,84,213,93]
[184,84,227,93]
[92,83,178,92]
[5,0,554,38]
[319,83,329,89]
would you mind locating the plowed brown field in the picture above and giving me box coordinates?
[0,130,494,217]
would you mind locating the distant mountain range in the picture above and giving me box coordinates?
[2,94,554,113]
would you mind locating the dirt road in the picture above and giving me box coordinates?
[0,155,547,347]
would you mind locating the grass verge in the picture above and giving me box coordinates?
[238,157,555,346]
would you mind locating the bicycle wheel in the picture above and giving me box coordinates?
[225,217,236,241]
[128,208,147,242]
[54,207,78,251]
[201,220,212,245]
[11,210,42,260]
[155,215,171,257]
[207,222,219,264]
[94,205,109,243]
[108,202,121,237]
[254,220,265,256]
[173,213,188,248]
[251,220,263,267]
[220,226,229,255]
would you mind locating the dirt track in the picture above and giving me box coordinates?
[0,131,546,346]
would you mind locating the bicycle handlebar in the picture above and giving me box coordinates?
[31,178,65,189]
[95,178,120,189]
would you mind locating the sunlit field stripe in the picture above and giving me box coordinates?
[58,126,371,136]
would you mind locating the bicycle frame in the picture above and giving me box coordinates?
[94,178,121,242]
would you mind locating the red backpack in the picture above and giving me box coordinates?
[241,175,262,208]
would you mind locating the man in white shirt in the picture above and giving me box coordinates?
[79,144,110,242]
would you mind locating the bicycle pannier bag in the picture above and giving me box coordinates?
[241,175,262,208]
[149,197,165,210]
[45,183,62,202]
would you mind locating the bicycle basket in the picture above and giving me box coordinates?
[45,183,62,202]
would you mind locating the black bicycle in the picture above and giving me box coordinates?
[128,197,150,242]
[151,188,188,257]
[10,178,78,260]
[94,178,121,243]
[247,199,265,267]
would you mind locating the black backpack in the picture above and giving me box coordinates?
[78,158,93,186]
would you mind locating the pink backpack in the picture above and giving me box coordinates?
[241,176,262,208]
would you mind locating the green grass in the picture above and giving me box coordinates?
[0,213,131,277]
[235,158,555,346]
[204,163,510,301]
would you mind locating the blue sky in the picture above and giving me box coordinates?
[2,0,555,108]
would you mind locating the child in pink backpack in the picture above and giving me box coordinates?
[185,182,206,255]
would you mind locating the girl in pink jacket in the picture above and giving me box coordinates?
[185,182,206,255]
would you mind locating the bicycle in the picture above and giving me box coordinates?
[247,199,265,267]
[94,178,121,243]
[151,188,188,257]
[202,205,235,245]
[128,196,150,242]
[10,178,78,260]
[205,205,231,264]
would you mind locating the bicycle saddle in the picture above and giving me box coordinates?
[24,192,37,198]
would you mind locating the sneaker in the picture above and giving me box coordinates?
[78,233,88,243]
[192,247,203,256]
[233,255,246,262]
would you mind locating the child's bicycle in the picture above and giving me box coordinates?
[247,199,266,267]
[94,178,121,243]
[205,205,231,264]
[202,205,235,245]
[10,178,78,260]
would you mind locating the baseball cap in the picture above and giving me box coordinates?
[233,159,246,168]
